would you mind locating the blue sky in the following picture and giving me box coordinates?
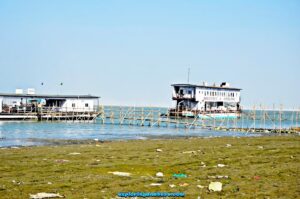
[0,0,299,108]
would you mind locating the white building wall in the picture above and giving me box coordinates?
[0,97,3,112]
[173,86,241,111]
[196,88,240,103]
[61,99,95,112]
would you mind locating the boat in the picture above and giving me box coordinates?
[169,82,242,119]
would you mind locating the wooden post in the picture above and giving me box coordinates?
[141,107,144,126]
[296,108,299,127]
[241,111,244,130]
[291,107,294,128]
[279,104,282,133]
[253,105,256,132]
[157,108,161,127]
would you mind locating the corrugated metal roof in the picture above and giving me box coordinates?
[171,84,242,91]
[0,93,100,99]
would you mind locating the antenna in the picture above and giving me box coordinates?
[187,67,190,83]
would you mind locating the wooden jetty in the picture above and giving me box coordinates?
[98,105,300,134]
[0,109,101,122]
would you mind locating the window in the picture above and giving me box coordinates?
[85,103,89,107]
[72,103,76,108]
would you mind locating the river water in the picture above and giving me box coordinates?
[0,109,298,147]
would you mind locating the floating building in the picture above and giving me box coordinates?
[170,82,242,119]
[0,89,100,121]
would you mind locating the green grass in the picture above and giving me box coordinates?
[0,136,299,198]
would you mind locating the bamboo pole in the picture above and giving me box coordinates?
[263,105,266,129]
[273,104,276,129]
[141,107,144,126]
[296,108,299,127]
[279,104,282,133]
[291,107,294,128]
[253,105,256,131]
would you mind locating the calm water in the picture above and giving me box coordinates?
[0,109,298,147]
[0,121,260,147]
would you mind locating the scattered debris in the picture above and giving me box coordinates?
[47,182,52,185]
[156,149,163,152]
[182,151,196,154]
[68,152,81,155]
[208,182,222,192]
[150,183,162,186]
[173,173,187,178]
[29,192,64,199]
[12,180,23,185]
[197,185,205,189]
[258,146,264,149]
[217,164,226,168]
[200,162,206,168]
[208,175,228,179]
[179,183,189,187]
[55,159,69,163]
[226,144,232,147]
[290,156,294,159]
[253,176,261,180]
[156,172,164,177]
[96,159,101,162]
[169,184,176,188]
[108,172,131,177]
[218,175,229,179]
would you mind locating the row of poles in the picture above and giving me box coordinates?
[98,105,300,133]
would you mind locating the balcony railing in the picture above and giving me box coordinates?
[172,94,195,100]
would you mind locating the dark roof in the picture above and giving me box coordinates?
[0,93,100,99]
[171,84,242,91]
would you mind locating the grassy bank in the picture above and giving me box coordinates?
[0,136,299,198]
